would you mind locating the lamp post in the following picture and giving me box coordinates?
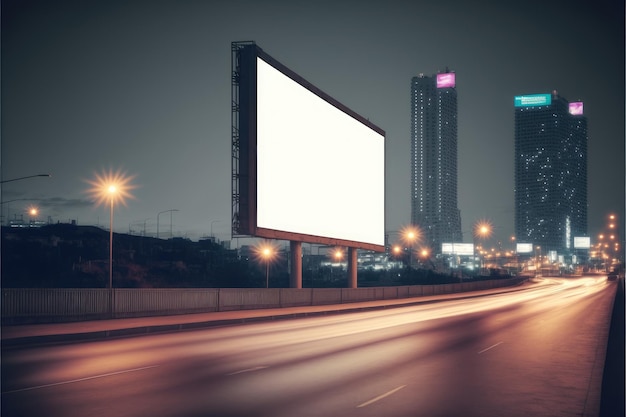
[262,246,274,288]
[474,220,493,271]
[254,241,278,288]
[157,209,179,239]
[329,247,345,282]
[401,225,420,273]
[86,169,136,317]
[211,220,222,240]
[1,173,49,224]
[28,205,39,226]
[107,185,115,295]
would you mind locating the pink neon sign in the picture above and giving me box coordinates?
[436,73,455,88]
[569,102,583,115]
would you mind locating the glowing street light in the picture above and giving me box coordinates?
[332,247,344,262]
[27,205,39,218]
[255,241,278,288]
[474,220,493,240]
[86,169,137,315]
[400,225,421,271]
[26,205,39,226]
[473,220,493,269]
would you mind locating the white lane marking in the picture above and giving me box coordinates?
[478,341,503,354]
[227,366,269,376]
[357,384,407,408]
[2,365,160,394]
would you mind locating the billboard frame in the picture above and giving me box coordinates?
[231,41,385,251]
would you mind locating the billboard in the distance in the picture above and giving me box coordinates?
[436,73,455,88]
[514,94,551,107]
[569,102,584,115]
[233,42,386,251]
[574,236,590,249]
[516,243,533,253]
[442,243,474,256]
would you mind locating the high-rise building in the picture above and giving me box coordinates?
[514,91,588,254]
[410,71,462,253]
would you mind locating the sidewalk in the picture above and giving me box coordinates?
[1,284,534,348]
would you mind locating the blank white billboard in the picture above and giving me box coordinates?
[441,243,474,256]
[516,243,533,253]
[574,236,590,249]
[255,56,385,248]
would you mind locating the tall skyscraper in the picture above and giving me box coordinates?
[514,91,588,254]
[410,71,462,253]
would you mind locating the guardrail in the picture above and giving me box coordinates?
[2,277,528,324]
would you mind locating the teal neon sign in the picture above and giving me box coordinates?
[514,94,551,107]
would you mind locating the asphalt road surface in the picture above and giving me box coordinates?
[1,276,616,417]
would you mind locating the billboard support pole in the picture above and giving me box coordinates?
[290,241,302,288]
[347,247,357,288]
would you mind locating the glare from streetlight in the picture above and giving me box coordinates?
[254,240,279,288]
[254,240,278,263]
[85,168,137,208]
[331,247,344,261]
[474,220,493,239]
[400,225,421,246]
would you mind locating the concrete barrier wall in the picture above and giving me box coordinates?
[115,288,220,317]
[279,289,313,307]
[1,277,528,324]
[311,288,343,305]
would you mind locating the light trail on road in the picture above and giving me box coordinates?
[1,276,616,417]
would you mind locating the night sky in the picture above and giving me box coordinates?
[2,0,624,249]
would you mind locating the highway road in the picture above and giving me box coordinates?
[1,276,616,417]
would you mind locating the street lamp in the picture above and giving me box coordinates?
[86,169,136,316]
[474,220,493,241]
[210,220,222,240]
[474,220,493,269]
[157,209,179,239]
[1,173,49,224]
[333,247,344,261]
[255,241,278,288]
[27,205,39,226]
[400,225,421,271]
[418,247,431,269]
